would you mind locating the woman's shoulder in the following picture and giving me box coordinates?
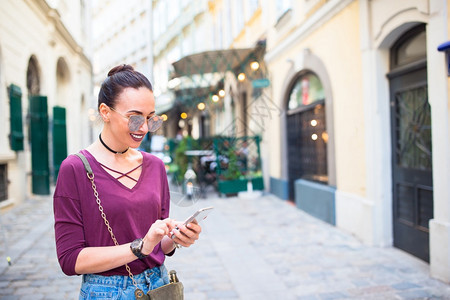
[62,152,83,166]
[54,152,88,194]
[59,151,89,175]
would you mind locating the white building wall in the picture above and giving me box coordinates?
[0,0,92,207]
[264,0,450,283]
[356,0,450,282]
[427,0,450,284]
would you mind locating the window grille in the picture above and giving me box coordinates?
[287,71,328,198]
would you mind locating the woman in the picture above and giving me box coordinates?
[53,64,201,299]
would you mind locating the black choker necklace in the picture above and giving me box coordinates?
[99,134,129,154]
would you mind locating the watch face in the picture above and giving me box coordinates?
[131,238,143,251]
[131,238,146,259]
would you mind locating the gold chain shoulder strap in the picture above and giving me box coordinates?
[75,153,146,298]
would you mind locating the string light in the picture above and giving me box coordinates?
[250,61,259,71]
[238,73,246,81]
[180,112,187,119]
[197,102,206,110]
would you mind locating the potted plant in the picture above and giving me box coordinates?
[215,136,264,196]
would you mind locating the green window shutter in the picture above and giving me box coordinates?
[29,95,50,195]
[52,106,68,180]
[8,84,24,151]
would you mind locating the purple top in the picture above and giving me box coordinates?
[53,149,170,276]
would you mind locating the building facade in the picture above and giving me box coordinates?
[92,0,450,282]
[92,0,153,86]
[153,0,450,283]
[0,0,92,208]
[152,0,265,141]
[91,0,154,145]
[264,0,449,283]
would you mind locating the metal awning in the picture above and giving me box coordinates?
[172,48,257,77]
[168,44,266,110]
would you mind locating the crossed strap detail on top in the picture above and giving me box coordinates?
[99,162,143,182]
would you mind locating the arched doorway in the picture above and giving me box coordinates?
[27,56,40,95]
[388,24,433,262]
[56,57,70,106]
[53,57,70,181]
[286,71,328,199]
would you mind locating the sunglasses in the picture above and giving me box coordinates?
[109,106,163,132]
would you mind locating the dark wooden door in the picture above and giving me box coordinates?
[389,60,433,262]
[287,101,327,199]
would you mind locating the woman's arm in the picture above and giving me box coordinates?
[74,218,175,274]
[75,243,135,274]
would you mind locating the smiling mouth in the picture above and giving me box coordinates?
[130,133,144,141]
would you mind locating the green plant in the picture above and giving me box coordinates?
[173,136,198,183]
[173,138,188,183]
[222,146,243,180]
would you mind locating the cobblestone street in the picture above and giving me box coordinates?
[1,191,450,299]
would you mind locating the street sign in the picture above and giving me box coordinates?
[252,78,270,88]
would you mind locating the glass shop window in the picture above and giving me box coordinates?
[287,71,328,183]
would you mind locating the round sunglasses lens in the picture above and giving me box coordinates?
[148,116,163,132]
[128,115,145,131]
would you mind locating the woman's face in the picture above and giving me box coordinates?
[109,87,156,149]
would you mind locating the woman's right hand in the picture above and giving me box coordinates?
[142,218,175,255]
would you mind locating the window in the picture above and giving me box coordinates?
[9,84,24,151]
[247,0,259,18]
[276,0,291,20]
[232,0,244,36]
[0,164,7,202]
[181,0,189,9]
[393,26,426,67]
[167,0,180,25]
[288,72,324,110]
[287,71,328,183]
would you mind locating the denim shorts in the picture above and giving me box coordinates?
[79,265,169,299]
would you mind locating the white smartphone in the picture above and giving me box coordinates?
[182,206,214,225]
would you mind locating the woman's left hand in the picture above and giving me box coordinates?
[171,221,202,247]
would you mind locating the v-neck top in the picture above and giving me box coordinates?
[98,162,143,183]
[53,149,170,276]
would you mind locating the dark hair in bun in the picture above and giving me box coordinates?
[98,64,153,109]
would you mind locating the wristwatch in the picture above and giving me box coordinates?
[130,238,147,259]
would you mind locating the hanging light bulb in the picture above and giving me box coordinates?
[250,61,259,71]
[212,95,219,102]
[197,102,206,110]
[218,89,225,97]
[180,112,188,119]
[238,73,246,81]
[161,114,168,121]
